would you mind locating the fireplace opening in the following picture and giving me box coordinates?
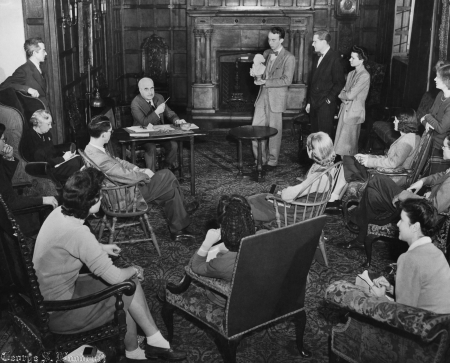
[218,52,265,112]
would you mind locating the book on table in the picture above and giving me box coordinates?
[124,124,199,137]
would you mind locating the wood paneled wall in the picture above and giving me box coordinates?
[112,0,188,106]
[112,0,381,108]
[20,0,380,136]
[21,0,108,143]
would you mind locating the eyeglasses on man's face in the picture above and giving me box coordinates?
[106,129,114,134]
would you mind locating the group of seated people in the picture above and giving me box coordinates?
[2,39,450,361]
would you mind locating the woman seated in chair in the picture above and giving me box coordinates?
[341,133,450,258]
[421,61,450,174]
[21,109,83,184]
[32,168,186,361]
[191,194,255,307]
[331,108,420,201]
[0,123,58,211]
[371,199,450,314]
[248,132,337,223]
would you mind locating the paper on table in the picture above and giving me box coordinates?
[126,124,155,132]
[153,124,174,131]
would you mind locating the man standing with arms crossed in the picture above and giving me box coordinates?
[306,30,345,138]
[251,27,295,171]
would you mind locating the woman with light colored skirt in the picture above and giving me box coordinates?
[334,45,371,156]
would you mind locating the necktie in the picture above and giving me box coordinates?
[269,50,279,56]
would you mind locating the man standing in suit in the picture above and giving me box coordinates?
[251,27,295,170]
[131,77,187,171]
[306,30,345,138]
[0,37,49,109]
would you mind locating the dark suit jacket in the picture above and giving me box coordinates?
[0,157,42,210]
[131,93,179,127]
[0,60,49,109]
[307,48,345,110]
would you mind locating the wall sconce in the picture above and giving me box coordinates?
[62,1,78,28]
[101,0,107,15]
[93,6,101,22]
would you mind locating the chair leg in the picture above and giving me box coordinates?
[98,215,107,241]
[161,301,175,343]
[214,335,241,363]
[139,216,150,239]
[293,310,311,358]
[143,213,161,256]
[318,231,329,267]
[363,234,376,268]
[109,217,117,244]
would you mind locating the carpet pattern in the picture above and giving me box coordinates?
[1,130,406,362]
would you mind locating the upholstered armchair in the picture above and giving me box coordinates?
[163,216,328,363]
[325,280,450,363]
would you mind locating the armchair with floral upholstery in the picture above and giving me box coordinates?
[162,215,328,363]
[325,280,450,363]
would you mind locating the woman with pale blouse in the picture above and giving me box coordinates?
[32,168,185,361]
[248,132,336,223]
[334,45,371,156]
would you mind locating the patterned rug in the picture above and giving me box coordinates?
[0,129,406,362]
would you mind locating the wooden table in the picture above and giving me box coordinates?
[114,128,206,196]
[229,126,278,182]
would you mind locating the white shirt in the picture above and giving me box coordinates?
[317,46,330,67]
[408,236,432,252]
[88,142,106,154]
[30,58,42,74]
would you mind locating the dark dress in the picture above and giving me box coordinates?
[0,157,42,210]
[22,128,82,183]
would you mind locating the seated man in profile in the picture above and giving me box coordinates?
[131,77,187,171]
[84,115,197,241]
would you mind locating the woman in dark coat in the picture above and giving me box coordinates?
[0,122,57,211]
[22,109,83,183]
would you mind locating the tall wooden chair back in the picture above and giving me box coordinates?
[141,34,170,99]
[0,194,135,358]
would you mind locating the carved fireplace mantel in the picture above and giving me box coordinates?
[187,9,314,121]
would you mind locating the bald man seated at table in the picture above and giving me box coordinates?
[131,77,187,171]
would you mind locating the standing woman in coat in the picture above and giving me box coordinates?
[334,45,371,156]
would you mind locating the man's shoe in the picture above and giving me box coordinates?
[299,346,312,358]
[145,345,186,361]
[336,238,363,249]
[170,227,196,241]
[184,200,199,215]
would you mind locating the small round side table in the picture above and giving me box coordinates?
[229,125,278,182]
